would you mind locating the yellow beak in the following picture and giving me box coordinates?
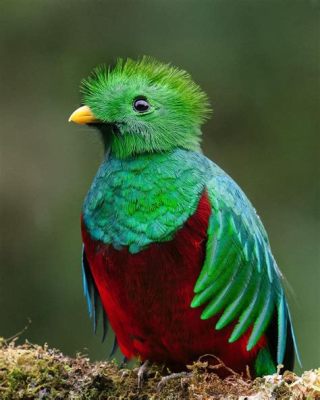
[68,105,99,125]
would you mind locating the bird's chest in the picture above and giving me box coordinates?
[82,192,213,364]
[82,152,208,253]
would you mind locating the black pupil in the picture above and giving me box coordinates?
[134,98,149,112]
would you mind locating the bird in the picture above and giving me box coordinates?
[69,57,299,380]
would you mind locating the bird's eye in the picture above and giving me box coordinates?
[133,97,150,113]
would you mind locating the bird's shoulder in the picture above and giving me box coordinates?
[205,161,269,243]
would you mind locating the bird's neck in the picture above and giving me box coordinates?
[105,129,203,159]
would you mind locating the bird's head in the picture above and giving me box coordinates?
[69,57,211,159]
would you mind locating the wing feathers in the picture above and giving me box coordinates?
[201,255,243,319]
[247,289,275,351]
[277,295,288,363]
[192,173,298,366]
[191,257,235,308]
[228,273,263,343]
[215,262,255,330]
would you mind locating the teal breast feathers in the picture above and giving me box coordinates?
[83,149,211,253]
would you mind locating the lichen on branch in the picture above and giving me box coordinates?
[0,338,319,399]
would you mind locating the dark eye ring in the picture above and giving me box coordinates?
[133,97,150,113]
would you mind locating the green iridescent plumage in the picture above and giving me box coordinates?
[79,57,299,375]
[81,57,210,158]
[83,150,211,253]
[192,173,289,358]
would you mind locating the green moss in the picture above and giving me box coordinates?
[0,339,319,399]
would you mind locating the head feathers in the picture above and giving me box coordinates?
[81,57,211,158]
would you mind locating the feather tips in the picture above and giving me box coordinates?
[277,295,288,363]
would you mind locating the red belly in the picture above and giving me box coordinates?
[81,193,265,374]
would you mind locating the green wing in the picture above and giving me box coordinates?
[191,168,299,365]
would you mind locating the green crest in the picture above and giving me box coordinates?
[81,57,211,158]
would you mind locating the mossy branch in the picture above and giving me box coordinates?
[0,338,319,399]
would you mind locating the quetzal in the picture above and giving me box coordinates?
[69,57,299,378]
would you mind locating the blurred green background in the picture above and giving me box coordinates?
[0,0,319,372]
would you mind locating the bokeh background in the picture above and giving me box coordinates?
[0,0,319,372]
